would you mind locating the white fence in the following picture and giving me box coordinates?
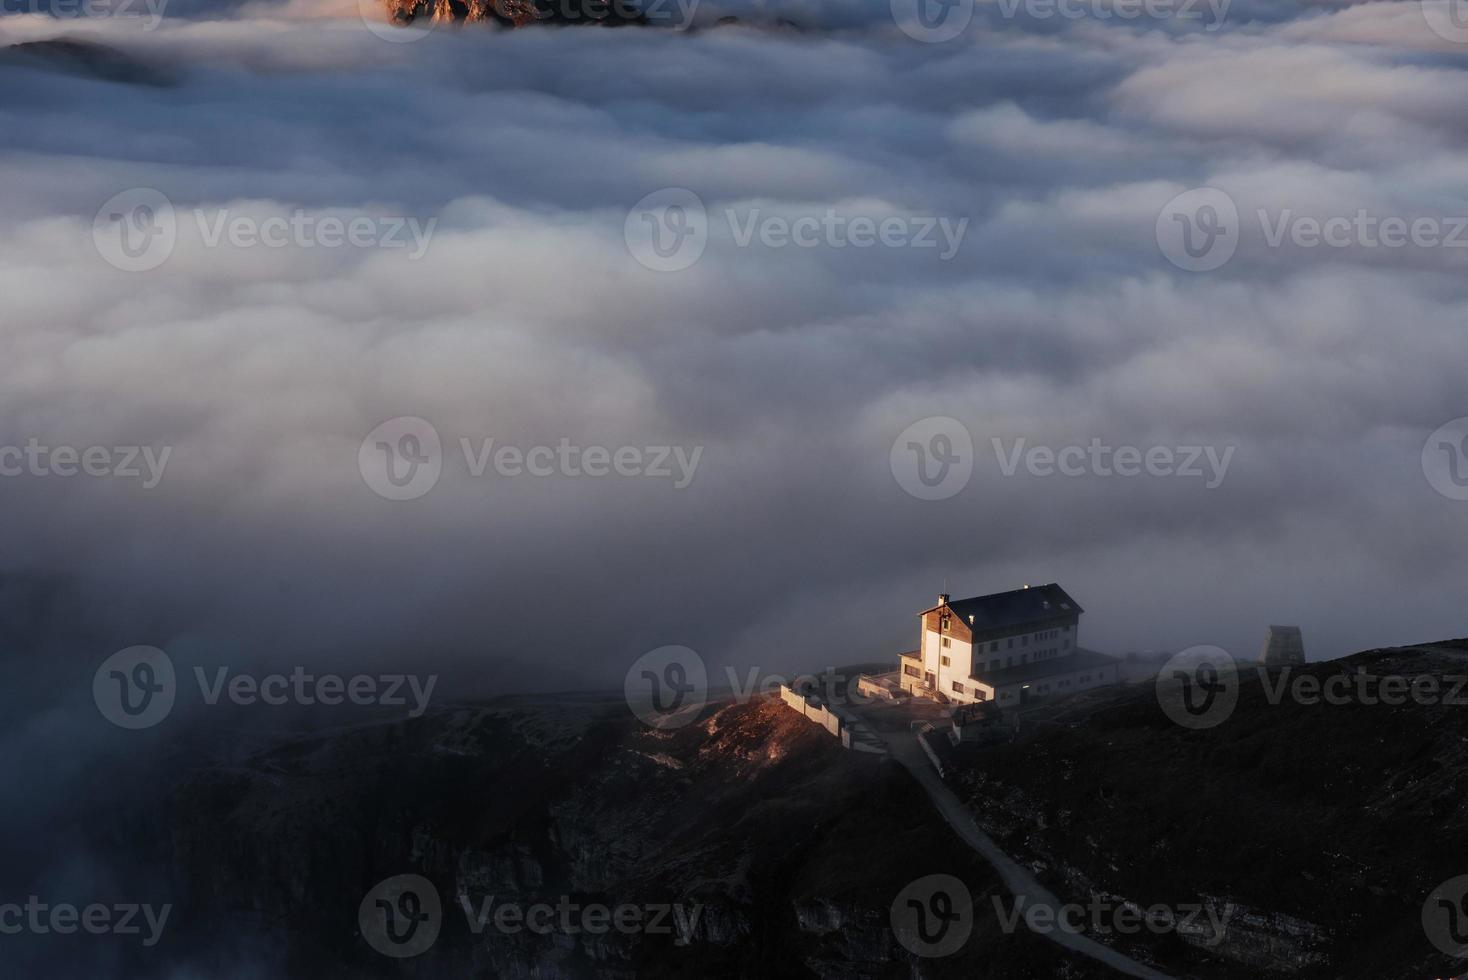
[777,684,843,741]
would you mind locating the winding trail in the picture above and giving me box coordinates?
[868,723,1174,980]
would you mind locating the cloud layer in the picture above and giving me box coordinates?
[1,0,1466,713]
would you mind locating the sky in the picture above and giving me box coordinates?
[1,0,1467,722]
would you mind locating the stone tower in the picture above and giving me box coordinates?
[1259,625,1305,666]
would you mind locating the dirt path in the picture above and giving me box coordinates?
[870,725,1174,979]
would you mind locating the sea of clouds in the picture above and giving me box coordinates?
[4,0,1468,971]
[0,0,1466,734]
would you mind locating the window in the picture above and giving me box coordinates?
[1007,638,1014,649]
[1021,653,1029,664]
[990,641,999,652]
[904,664,921,678]
[941,636,951,648]
[941,656,950,667]
[951,681,964,693]
[1021,635,1029,646]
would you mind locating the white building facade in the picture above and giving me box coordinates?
[900,584,1117,707]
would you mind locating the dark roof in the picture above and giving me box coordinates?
[971,647,1118,687]
[924,583,1082,639]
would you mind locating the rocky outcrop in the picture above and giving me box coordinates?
[160,695,1080,977]
[383,0,645,29]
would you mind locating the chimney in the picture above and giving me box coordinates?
[968,615,975,625]
[938,593,950,606]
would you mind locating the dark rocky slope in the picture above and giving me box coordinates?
[948,641,1468,979]
[160,696,1098,978]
